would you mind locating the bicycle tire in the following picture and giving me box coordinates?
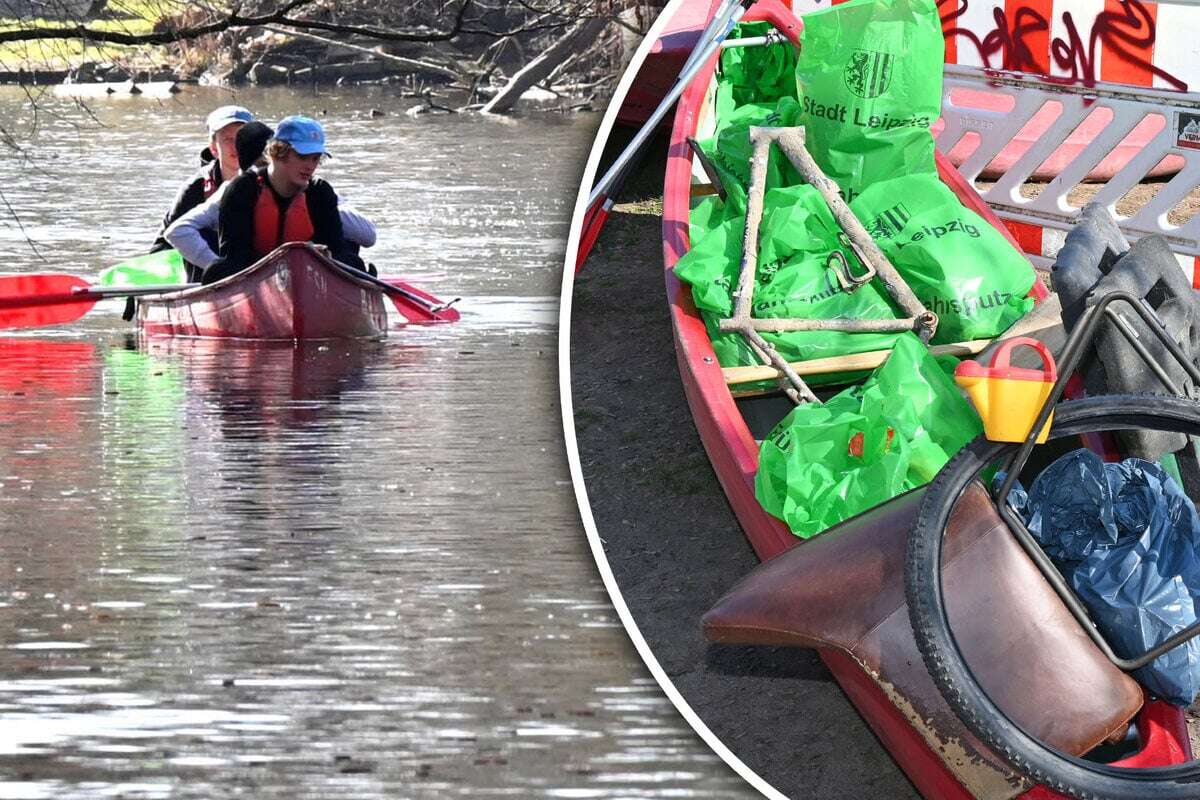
[906,394,1200,800]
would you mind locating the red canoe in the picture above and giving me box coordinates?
[137,243,389,340]
[661,1,1190,797]
[616,1,715,128]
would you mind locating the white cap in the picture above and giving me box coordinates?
[206,105,253,134]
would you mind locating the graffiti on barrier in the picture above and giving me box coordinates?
[939,0,1186,90]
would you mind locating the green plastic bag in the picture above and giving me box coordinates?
[793,0,943,202]
[677,183,843,320]
[99,249,186,287]
[675,183,903,367]
[720,22,800,111]
[851,174,1035,343]
[675,189,747,317]
[755,333,982,538]
[696,21,803,196]
[693,97,802,200]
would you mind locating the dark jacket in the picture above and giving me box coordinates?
[203,168,365,285]
[150,147,223,253]
[151,148,223,282]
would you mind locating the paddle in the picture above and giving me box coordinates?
[99,248,188,287]
[576,156,642,272]
[381,277,461,324]
[576,0,750,269]
[0,274,196,330]
[332,261,460,323]
[0,261,460,331]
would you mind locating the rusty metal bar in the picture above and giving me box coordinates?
[729,128,772,323]
[766,126,938,342]
[717,129,817,403]
[748,317,925,333]
[741,326,817,405]
[714,125,938,403]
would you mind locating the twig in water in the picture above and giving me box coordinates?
[0,186,47,261]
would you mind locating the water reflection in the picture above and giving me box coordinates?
[0,338,100,454]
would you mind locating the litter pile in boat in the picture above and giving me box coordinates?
[673,0,1044,537]
[756,332,981,537]
[1006,448,1200,707]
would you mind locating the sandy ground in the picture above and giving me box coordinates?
[980,180,1200,225]
[568,150,922,797]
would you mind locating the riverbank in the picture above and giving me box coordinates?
[0,3,641,115]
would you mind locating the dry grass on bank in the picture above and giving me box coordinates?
[0,0,174,71]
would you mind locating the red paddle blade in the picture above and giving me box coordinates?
[0,274,98,330]
[381,279,460,323]
[576,197,610,272]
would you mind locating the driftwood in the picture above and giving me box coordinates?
[481,16,607,114]
[264,25,461,81]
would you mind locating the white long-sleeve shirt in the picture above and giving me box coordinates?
[164,182,377,270]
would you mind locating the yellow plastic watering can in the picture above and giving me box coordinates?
[954,337,1058,444]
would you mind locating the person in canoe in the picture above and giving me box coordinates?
[202,115,370,285]
[162,121,376,279]
[149,105,254,279]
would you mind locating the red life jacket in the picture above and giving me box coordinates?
[252,174,315,258]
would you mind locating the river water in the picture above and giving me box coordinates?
[0,86,754,799]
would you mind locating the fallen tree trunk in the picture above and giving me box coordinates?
[481,16,608,114]
[264,26,462,81]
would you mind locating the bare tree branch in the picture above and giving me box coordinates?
[0,0,474,45]
[269,0,477,42]
[0,186,46,261]
[481,15,606,114]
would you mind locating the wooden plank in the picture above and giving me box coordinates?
[722,305,1061,388]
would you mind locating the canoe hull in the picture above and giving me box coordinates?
[616,2,711,127]
[137,244,388,340]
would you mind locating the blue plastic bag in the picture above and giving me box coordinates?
[1006,449,1200,706]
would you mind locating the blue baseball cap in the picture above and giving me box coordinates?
[273,115,327,156]
[206,105,253,134]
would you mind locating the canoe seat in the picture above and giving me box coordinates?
[703,483,1144,784]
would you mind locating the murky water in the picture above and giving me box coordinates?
[0,86,754,798]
